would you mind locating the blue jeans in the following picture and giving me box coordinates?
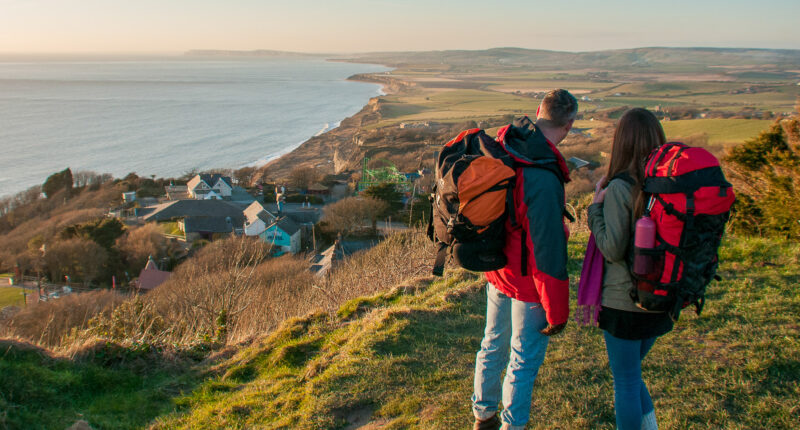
[472,283,549,428]
[603,331,657,430]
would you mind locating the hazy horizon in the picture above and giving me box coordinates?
[1,0,798,54]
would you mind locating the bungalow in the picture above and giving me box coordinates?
[179,216,238,241]
[143,199,246,240]
[243,201,277,237]
[187,174,233,200]
[260,217,301,255]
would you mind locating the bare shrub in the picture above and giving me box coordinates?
[288,166,321,189]
[116,224,168,270]
[318,229,433,307]
[144,236,274,343]
[225,257,318,343]
[0,290,124,347]
[322,196,388,236]
[10,229,436,349]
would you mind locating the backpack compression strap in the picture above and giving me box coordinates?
[432,242,448,276]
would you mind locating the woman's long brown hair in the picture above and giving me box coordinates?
[602,108,667,219]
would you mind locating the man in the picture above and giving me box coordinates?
[472,89,577,430]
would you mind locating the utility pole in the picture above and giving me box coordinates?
[408,183,417,226]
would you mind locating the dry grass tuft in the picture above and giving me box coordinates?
[0,289,124,348]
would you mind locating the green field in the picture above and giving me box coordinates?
[0,286,26,308]
[662,119,773,144]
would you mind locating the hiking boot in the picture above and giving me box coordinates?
[473,413,500,430]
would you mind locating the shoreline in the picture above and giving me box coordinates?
[257,65,415,181]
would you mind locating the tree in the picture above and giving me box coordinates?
[233,166,257,187]
[117,224,168,270]
[61,218,126,250]
[73,170,100,188]
[725,121,800,239]
[288,166,320,190]
[42,168,73,199]
[363,183,404,213]
[44,238,108,285]
[322,196,388,236]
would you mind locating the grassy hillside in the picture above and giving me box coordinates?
[0,286,27,308]
[0,340,200,429]
[4,234,796,429]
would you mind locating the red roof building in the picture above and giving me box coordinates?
[134,257,171,292]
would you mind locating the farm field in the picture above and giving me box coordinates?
[662,119,773,144]
[354,49,799,134]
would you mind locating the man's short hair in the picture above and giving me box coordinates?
[539,89,578,128]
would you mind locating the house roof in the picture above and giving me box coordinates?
[230,186,256,203]
[143,199,245,224]
[284,209,321,225]
[244,201,276,225]
[183,216,237,233]
[272,216,301,235]
[308,183,329,191]
[187,174,232,191]
[137,258,171,291]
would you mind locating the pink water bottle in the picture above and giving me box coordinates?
[633,214,656,275]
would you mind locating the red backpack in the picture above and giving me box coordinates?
[632,142,735,320]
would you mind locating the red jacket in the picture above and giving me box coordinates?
[485,117,572,325]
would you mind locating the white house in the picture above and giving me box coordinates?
[186,174,233,200]
[243,201,277,237]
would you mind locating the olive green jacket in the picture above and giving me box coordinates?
[587,178,655,313]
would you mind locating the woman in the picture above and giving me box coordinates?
[587,108,673,430]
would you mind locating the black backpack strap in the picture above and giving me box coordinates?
[611,171,636,185]
[426,193,435,241]
[520,237,528,276]
[432,242,448,276]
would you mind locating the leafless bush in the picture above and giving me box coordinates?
[116,224,169,270]
[318,229,432,308]
[225,257,318,343]
[144,236,273,343]
[322,196,388,236]
[288,166,321,189]
[8,229,435,350]
[0,290,124,347]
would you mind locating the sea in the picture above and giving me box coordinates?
[0,57,388,198]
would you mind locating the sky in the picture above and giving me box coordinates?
[1,0,798,54]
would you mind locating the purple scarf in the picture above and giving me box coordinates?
[576,234,604,326]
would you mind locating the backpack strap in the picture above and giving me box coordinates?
[520,236,529,276]
[432,242,448,276]
[611,171,636,185]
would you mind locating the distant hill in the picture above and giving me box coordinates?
[338,46,800,72]
[185,49,325,58]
